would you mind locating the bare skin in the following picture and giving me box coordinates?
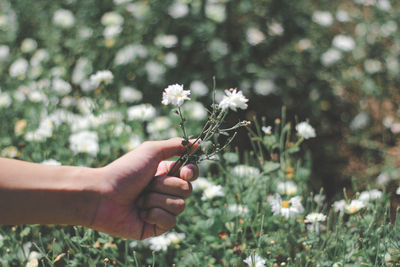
[0,138,199,240]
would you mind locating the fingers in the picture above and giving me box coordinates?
[156,161,199,181]
[180,164,199,181]
[140,208,177,230]
[137,192,185,215]
[149,176,192,198]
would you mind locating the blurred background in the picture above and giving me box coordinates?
[1,0,400,200]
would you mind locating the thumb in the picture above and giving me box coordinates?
[146,137,198,161]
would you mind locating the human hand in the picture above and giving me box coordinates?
[88,138,198,240]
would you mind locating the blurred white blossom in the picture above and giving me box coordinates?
[41,159,62,166]
[155,35,178,48]
[127,104,156,121]
[0,92,12,108]
[358,189,382,203]
[277,181,298,196]
[345,199,366,214]
[52,78,72,95]
[246,27,265,46]
[20,38,37,53]
[321,49,342,66]
[332,35,355,51]
[312,11,333,27]
[69,131,99,156]
[296,121,316,139]
[190,80,209,96]
[53,9,75,28]
[332,199,346,215]
[101,12,124,26]
[205,3,226,23]
[120,86,142,103]
[0,45,9,61]
[9,58,29,78]
[168,2,189,19]
[254,79,275,96]
[90,70,114,88]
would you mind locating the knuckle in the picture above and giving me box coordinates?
[174,198,186,213]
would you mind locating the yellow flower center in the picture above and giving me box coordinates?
[177,93,183,98]
[281,200,291,208]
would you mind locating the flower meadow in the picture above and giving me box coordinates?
[1,0,400,266]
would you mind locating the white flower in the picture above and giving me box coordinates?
[364,59,383,74]
[321,49,342,66]
[296,39,313,51]
[143,232,185,251]
[192,177,214,191]
[345,199,366,214]
[312,11,333,27]
[336,10,350,22]
[145,61,165,84]
[9,58,29,78]
[332,35,355,52]
[101,12,124,26]
[313,194,326,204]
[30,49,49,67]
[146,117,172,133]
[90,70,114,88]
[0,92,12,108]
[168,2,189,19]
[254,79,275,96]
[41,159,62,166]
[350,112,369,131]
[182,101,208,121]
[376,172,390,187]
[52,78,72,95]
[120,86,142,103]
[332,199,346,215]
[190,80,209,96]
[358,189,382,203]
[123,134,142,151]
[1,146,18,158]
[268,194,304,219]
[243,253,266,267]
[0,45,10,61]
[296,121,316,139]
[21,38,37,53]
[103,25,122,39]
[69,131,99,156]
[205,3,226,23]
[164,52,178,67]
[246,27,265,46]
[162,84,190,106]
[228,204,249,215]
[202,185,225,200]
[396,187,400,195]
[53,9,75,28]
[218,89,248,111]
[231,165,260,178]
[72,57,92,85]
[268,22,284,36]
[114,44,148,65]
[277,181,298,196]
[305,212,327,223]
[305,212,326,233]
[262,126,272,134]
[377,0,391,11]
[154,35,178,48]
[127,104,156,121]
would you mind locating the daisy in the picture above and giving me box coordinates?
[218,89,248,111]
[345,199,366,214]
[243,253,266,267]
[268,194,304,219]
[162,84,190,107]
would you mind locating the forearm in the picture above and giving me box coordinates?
[0,157,101,226]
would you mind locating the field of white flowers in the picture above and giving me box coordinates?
[1,0,400,266]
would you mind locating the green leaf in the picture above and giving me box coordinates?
[263,161,280,174]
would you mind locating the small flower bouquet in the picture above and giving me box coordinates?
[161,82,250,175]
